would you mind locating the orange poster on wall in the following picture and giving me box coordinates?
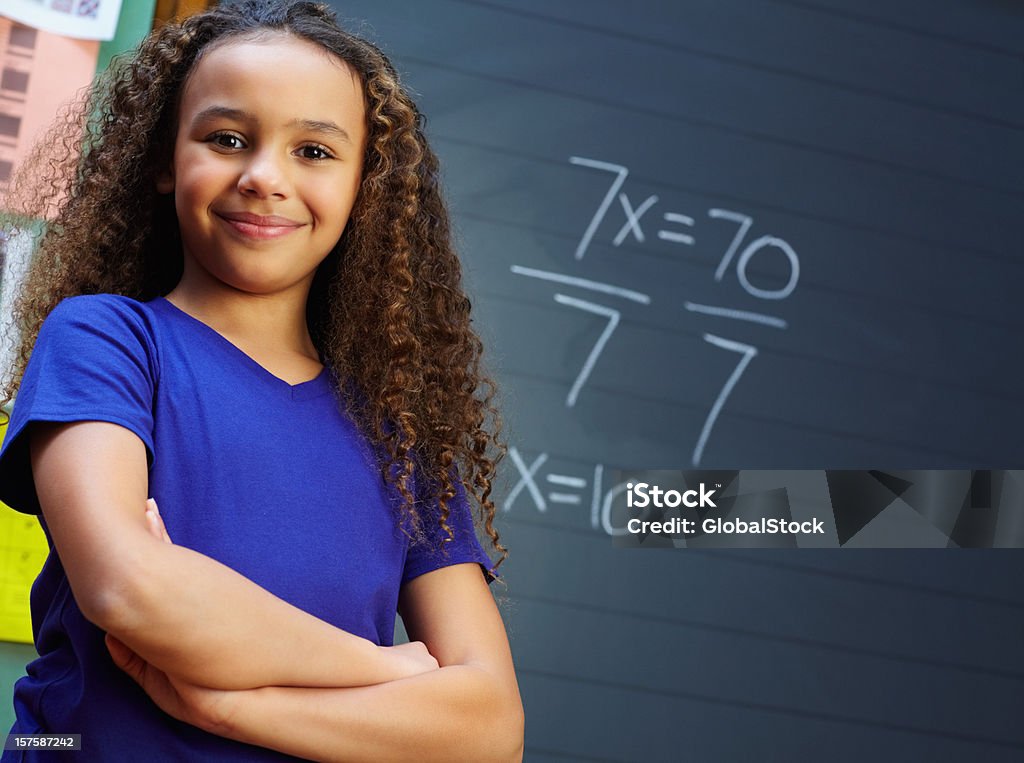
[0,17,100,196]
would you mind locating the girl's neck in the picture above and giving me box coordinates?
[164,282,321,366]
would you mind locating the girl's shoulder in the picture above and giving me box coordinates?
[43,293,159,341]
[48,292,153,322]
[38,293,162,369]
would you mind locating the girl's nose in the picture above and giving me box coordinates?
[237,151,289,199]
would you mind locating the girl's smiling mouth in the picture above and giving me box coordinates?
[215,210,306,240]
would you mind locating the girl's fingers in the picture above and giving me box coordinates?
[105,633,142,680]
[145,499,173,544]
[145,509,160,537]
[105,633,129,666]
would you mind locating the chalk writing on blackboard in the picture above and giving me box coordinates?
[505,446,615,532]
[503,446,635,537]
[510,265,650,408]
[515,156,804,465]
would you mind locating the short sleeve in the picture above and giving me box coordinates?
[402,477,499,586]
[0,295,158,515]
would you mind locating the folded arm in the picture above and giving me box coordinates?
[30,420,433,690]
[112,563,525,762]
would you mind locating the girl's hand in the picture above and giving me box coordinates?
[381,640,440,679]
[105,633,239,735]
[144,498,172,543]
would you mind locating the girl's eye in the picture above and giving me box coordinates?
[210,133,245,150]
[299,144,334,161]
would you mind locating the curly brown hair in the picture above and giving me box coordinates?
[0,0,507,571]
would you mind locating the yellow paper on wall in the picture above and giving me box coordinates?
[0,419,48,644]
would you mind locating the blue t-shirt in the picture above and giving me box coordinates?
[0,295,496,761]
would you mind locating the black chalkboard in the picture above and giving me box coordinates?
[325,1,1024,759]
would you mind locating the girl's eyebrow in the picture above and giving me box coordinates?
[294,119,353,145]
[192,106,353,144]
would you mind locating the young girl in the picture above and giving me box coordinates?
[0,1,523,760]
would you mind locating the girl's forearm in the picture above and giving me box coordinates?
[30,421,416,693]
[216,665,525,763]
[99,538,407,691]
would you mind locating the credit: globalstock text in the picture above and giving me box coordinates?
[624,482,825,536]
[626,517,825,536]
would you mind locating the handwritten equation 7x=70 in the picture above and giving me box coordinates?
[512,156,804,466]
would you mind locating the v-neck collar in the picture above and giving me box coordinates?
[153,297,331,401]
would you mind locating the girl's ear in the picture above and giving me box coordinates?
[156,168,175,194]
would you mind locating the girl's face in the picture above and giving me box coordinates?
[159,34,367,301]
